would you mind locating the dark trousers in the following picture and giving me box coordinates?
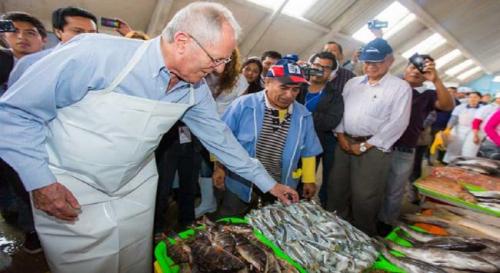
[0,158,34,233]
[153,134,201,233]
[318,134,337,208]
[327,144,392,236]
[217,186,276,219]
[410,145,428,181]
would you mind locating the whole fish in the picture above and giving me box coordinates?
[233,233,268,272]
[397,229,487,252]
[377,240,448,273]
[422,203,500,228]
[384,239,498,272]
[403,214,500,241]
[189,232,246,272]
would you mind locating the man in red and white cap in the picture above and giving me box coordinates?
[214,58,323,217]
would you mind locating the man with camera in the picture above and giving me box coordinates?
[0,2,299,272]
[378,54,454,231]
[327,38,412,236]
[214,58,323,217]
[296,51,344,207]
[0,12,46,94]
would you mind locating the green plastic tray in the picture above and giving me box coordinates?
[154,217,307,273]
[415,184,500,217]
[370,225,430,273]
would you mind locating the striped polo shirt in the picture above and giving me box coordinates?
[255,95,292,182]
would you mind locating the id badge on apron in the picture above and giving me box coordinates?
[179,126,192,144]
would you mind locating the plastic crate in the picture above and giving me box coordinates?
[154,217,307,273]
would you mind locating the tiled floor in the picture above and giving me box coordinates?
[0,215,49,273]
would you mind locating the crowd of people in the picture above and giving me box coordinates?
[0,2,499,273]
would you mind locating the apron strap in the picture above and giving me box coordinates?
[101,40,153,94]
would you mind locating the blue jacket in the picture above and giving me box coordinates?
[221,91,323,203]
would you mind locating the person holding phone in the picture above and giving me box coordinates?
[0,3,298,273]
[378,55,454,232]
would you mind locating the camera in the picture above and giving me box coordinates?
[0,20,16,33]
[367,20,388,30]
[409,53,431,73]
[100,17,121,28]
[300,64,324,80]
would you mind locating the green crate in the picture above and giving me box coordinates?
[154,217,307,273]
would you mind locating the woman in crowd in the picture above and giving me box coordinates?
[241,58,264,94]
[443,91,483,162]
[479,108,500,159]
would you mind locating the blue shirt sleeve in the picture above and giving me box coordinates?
[181,88,277,193]
[7,49,51,87]
[0,37,103,191]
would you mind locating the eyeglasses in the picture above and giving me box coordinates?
[186,33,232,67]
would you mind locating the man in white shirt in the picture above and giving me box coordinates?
[327,38,412,236]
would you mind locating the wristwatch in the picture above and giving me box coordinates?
[360,142,367,153]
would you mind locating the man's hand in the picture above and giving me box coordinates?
[32,182,80,222]
[269,183,299,205]
[115,18,133,36]
[302,183,316,199]
[212,164,226,190]
[473,132,481,144]
[337,134,351,153]
[350,143,362,155]
[422,59,439,83]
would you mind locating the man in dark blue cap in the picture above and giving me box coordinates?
[214,58,323,217]
[327,38,412,236]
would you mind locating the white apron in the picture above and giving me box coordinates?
[444,108,477,163]
[33,40,194,273]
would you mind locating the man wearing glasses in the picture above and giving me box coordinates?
[0,2,298,273]
[296,51,344,208]
[327,38,412,236]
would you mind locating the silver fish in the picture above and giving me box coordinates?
[384,239,498,272]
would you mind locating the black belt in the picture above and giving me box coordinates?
[393,146,415,153]
[344,133,372,142]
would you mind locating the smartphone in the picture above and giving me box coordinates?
[0,20,16,33]
[100,17,120,28]
[368,19,388,30]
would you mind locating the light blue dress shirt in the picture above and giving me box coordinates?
[0,33,276,192]
[7,46,56,87]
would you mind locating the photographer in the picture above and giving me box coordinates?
[378,54,454,230]
[296,51,344,207]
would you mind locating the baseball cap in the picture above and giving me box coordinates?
[266,58,308,85]
[359,38,393,62]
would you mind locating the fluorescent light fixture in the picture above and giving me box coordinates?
[352,1,415,43]
[247,0,285,10]
[402,33,447,58]
[384,13,416,39]
[493,76,500,82]
[457,66,482,81]
[445,60,475,77]
[283,0,318,17]
[435,49,462,69]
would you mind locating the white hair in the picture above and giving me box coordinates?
[162,2,241,46]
